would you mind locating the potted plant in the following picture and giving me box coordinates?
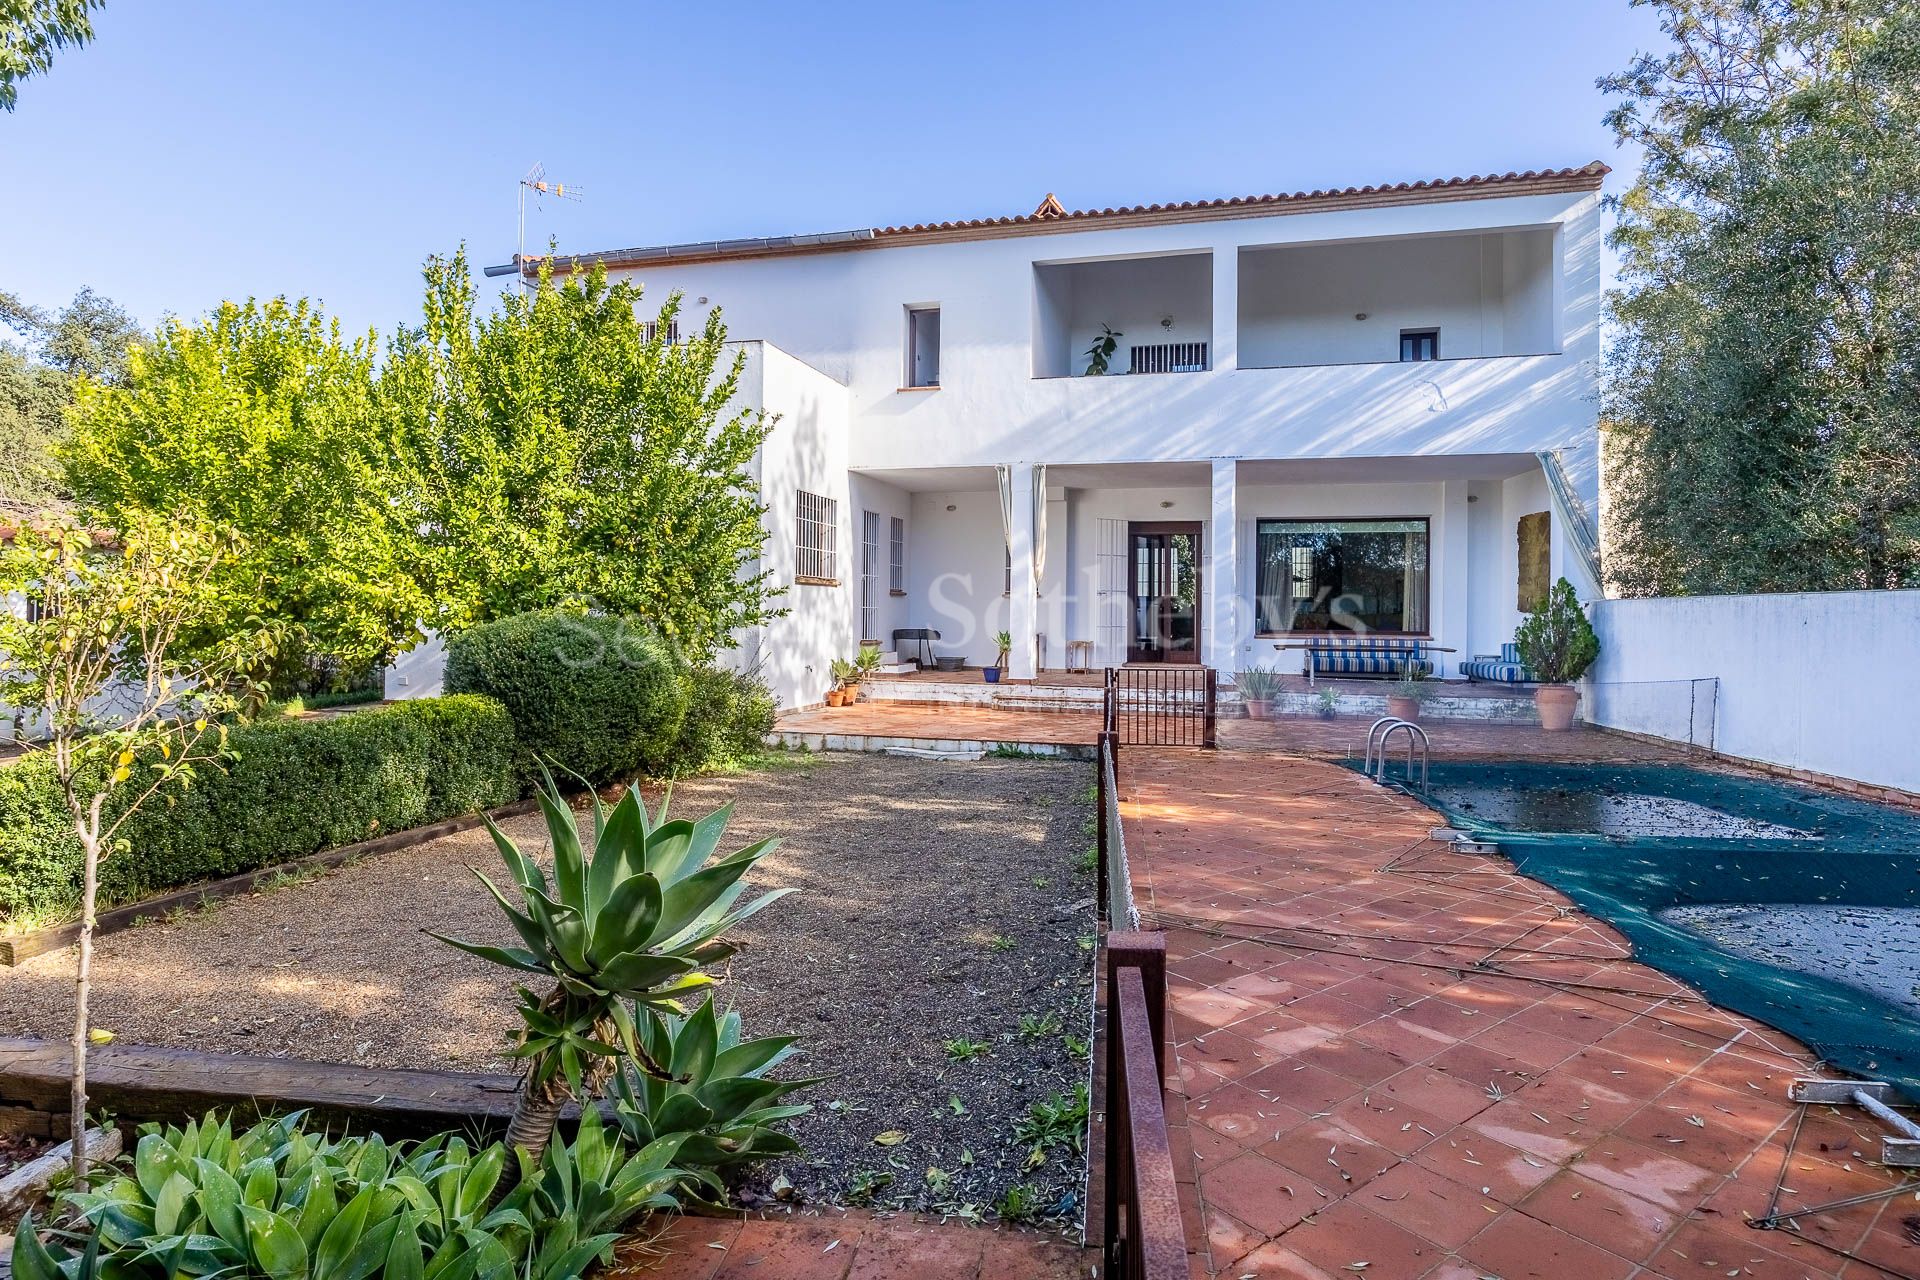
[1236,666,1281,720]
[985,630,1012,683]
[827,657,858,706]
[1513,577,1600,732]
[1315,687,1341,721]
[1083,324,1122,376]
[1385,663,1430,723]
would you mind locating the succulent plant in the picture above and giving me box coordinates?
[611,996,816,1196]
[433,766,789,1170]
[10,1108,688,1280]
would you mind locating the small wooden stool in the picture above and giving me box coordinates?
[1065,640,1095,672]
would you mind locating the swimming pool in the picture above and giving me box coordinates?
[1374,760,1920,1094]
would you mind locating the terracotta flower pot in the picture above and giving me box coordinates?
[1385,695,1421,723]
[1535,683,1579,732]
[1245,698,1271,721]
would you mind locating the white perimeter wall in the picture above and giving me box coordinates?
[1587,590,1920,794]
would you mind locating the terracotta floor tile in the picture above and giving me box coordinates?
[1519,1169,1682,1259]
[1646,1214,1846,1279]
[1293,1034,1420,1088]
[1190,1081,1309,1149]
[711,1219,855,1280]
[1407,1129,1562,1205]
[1459,1208,1638,1280]
[1209,1240,1344,1277]
[1259,1117,1400,1195]
[1326,1091,1452,1157]
[617,1215,743,1278]
[1354,1161,1496,1249]
[1239,1059,1370,1115]
[1286,1198,1446,1280]
[1565,1134,1720,1215]
[1198,1150,1323,1238]
[1370,1065,1498,1127]
[843,1222,986,1280]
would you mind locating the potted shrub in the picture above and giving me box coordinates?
[1385,664,1430,723]
[1237,666,1281,720]
[985,630,1012,683]
[1514,577,1600,732]
[827,657,857,706]
[1316,687,1341,721]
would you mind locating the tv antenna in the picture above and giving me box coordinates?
[517,162,584,265]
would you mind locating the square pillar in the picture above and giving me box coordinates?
[1007,463,1039,680]
[1438,478,1473,676]
[1211,250,1237,372]
[1206,458,1239,672]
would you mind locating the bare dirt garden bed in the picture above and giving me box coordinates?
[1,752,1097,1226]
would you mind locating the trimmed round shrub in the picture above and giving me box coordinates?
[652,666,777,776]
[445,610,689,785]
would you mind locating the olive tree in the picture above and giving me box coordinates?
[0,514,272,1179]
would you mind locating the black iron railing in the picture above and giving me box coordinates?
[1104,667,1217,748]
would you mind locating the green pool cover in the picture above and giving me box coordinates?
[1365,760,1920,1096]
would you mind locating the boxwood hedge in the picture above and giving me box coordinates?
[445,610,690,786]
[0,694,518,927]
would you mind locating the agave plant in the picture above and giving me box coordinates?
[10,1112,535,1280]
[610,996,816,1197]
[433,767,789,1170]
[12,1109,689,1280]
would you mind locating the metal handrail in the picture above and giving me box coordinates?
[1363,716,1404,772]
[1375,721,1430,789]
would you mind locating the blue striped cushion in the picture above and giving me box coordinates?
[1501,643,1521,664]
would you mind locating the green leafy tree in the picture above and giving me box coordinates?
[1600,0,1920,595]
[0,513,273,1181]
[0,0,102,111]
[61,298,428,687]
[0,286,143,507]
[379,252,779,658]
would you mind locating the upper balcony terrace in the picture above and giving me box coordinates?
[1026,226,1561,382]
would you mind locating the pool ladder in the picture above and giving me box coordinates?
[1365,717,1430,790]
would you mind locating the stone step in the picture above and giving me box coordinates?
[874,663,917,675]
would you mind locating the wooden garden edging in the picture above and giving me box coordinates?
[0,797,539,967]
[0,1037,544,1140]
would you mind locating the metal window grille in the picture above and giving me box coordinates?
[643,320,680,344]
[1129,342,1208,374]
[860,510,880,638]
[889,516,905,593]
[796,490,837,582]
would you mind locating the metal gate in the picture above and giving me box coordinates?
[1104,667,1217,748]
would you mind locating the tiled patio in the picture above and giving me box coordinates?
[610,1211,1086,1279]
[1121,748,1920,1279]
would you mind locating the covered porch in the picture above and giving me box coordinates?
[847,453,1592,684]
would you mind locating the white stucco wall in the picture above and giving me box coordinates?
[1587,590,1920,794]
[383,630,445,700]
[723,342,853,711]
[599,188,1603,475]
[1237,228,1556,368]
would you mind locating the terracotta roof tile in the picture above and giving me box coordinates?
[539,162,1608,275]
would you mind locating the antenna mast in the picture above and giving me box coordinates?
[516,162,584,272]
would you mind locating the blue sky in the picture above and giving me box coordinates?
[1,0,1666,339]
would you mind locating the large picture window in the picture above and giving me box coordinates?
[1255,518,1430,634]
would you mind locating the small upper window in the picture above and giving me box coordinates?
[644,320,680,345]
[907,306,940,387]
[1400,329,1439,362]
[796,490,838,584]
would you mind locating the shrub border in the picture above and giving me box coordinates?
[0,796,537,967]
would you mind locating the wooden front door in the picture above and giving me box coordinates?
[1127,522,1202,663]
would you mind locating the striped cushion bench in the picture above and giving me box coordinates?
[1460,642,1537,684]
[1304,636,1434,679]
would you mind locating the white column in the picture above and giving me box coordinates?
[1007,463,1039,680]
[1206,458,1239,672]
[1211,249,1237,372]
[1439,479,1472,675]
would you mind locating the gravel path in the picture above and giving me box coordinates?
[1,752,1096,1222]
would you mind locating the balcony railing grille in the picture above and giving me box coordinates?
[1129,342,1208,374]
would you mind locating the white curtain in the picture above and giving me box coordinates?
[1031,464,1047,585]
[995,465,1012,562]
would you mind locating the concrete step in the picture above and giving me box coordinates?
[874,663,917,675]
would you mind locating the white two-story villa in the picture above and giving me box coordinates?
[523,163,1607,712]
